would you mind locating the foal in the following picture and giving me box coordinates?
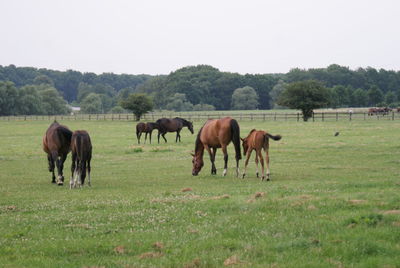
[136,122,160,144]
[70,130,92,188]
[241,129,281,181]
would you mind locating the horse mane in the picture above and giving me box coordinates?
[245,129,256,138]
[194,126,204,153]
[174,117,191,126]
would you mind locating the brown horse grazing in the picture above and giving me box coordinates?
[241,129,281,181]
[42,121,72,185]
[192,117,241,177]
[70,130,92,189]
[136,122,160,144]
[156,117,194,143]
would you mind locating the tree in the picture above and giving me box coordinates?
[120,93,153,121]
[165,93,193,111]
[231,86,259,110]
[193,103,216,111]
[367,86,384,106]
[39,86,71,115]
[278,80,330,121]
[80,93,103,114]
[385,91,397,106]
[0,81,19,115]
[269,80,286,108]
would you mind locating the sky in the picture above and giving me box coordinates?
[0,0,399,75]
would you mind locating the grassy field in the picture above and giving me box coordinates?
[0,119,399,267]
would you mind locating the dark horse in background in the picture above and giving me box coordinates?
[191,117,241,177]
[156,117,194,143]
[70,130,92,189]
[136,122,160,144]
[42,121,72,185]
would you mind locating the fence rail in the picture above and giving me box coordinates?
[1,112,400,122]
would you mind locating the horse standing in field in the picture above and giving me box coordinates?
[70,130,92,189]
[241,129,281,181]
[156,117,194,143]
[191,117,241,177]
[136,122,160,144]
[42,121,72,185]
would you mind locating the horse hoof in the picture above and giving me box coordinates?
[256,172,259,178]
[57,182,63,186]
[242,174,245,179]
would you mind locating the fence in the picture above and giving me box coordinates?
[1,111,400,122]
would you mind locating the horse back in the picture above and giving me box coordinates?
[43,123,72,154]
[71,130,92,161]
[200,117,233,147]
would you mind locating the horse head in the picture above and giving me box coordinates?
[191,153,204,176]
[187,121,194,134]
[241,137,249,156]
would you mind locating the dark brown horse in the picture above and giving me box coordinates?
[70,130,92,189]
[241,129,281,181]
[192,117,241,177]
[42,121,72,185]
[136,122,160,144]
[156,117,194,143]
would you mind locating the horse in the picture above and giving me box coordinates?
[136,122,160,144]
[42,121,72,185]
[156,117,194,143]
[70,130,92,189]
[241,129,281,181]
[191,117,241,177]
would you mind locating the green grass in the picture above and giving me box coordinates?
[0,119,400,267]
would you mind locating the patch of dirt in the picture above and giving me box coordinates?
[383,210,400,215]
[183,258,201,268]
[224,255,242,266]
[182,187,193,192]
[114,245,125,254]
[139,252,164,259]
[210,194,230,200]
[152,242,164,250]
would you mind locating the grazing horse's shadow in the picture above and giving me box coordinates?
[156,117,194,143]
[42,121,72,185]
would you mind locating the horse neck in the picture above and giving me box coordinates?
[195,140,205,160]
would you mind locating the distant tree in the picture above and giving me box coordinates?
[231,86,259,110]
[0,81,19,115]
[351,88,368,107]
[108,106,126,114]
[193,103,216,111]
[367,86,384,106]
[269,80,286,108]
[385,91,397,106]
[33,75,54,86]
[80,93,103,114]
[278,80,330,121]
[165,93,193,111]
[120,93,153,121]
[19,85,44,115]
[39,87,71,115]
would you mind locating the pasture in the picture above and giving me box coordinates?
[0,119,399,267]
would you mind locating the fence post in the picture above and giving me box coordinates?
[364,113,366,120]
[392,111,395,121]
[274,113,276,121]
[263,113,266,121]
[322,112,324,122]
[336,112,338,121]
[349,112,352,121]
[297,113,299,122]
[312,112,314,122]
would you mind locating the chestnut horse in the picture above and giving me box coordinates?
[192,117,241,177]
[42,121,72,185]
[136,122,160,144]
[156,117,194,143]
[241,129,281,181]
[70,130,92,188]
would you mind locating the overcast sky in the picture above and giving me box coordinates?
[0,0,399,75]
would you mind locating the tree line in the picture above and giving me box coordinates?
[1,63,400,116]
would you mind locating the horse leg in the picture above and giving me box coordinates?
[265,148,270,181]
[255,154,259,178]
[70,152,76,189]
[222,146,228,176]
[56,153,67,186]
[175,131,179,143]
[149,131,152,144]
[211,148,217,174]
[87,157,91,187]
[257,149,265,181]
[242,150,252,179]
[144,132,148,144]
[162,133,167,143]
[137,131,141,144]
[157,131,160,144]
[205,146,216,175]
[48,154,56,183]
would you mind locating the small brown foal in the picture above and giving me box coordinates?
[241,129,281,181]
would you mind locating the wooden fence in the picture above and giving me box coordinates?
[1,112,400,122]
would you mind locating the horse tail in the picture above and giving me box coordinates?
[230,119,241,160]
[265,133,282,141]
